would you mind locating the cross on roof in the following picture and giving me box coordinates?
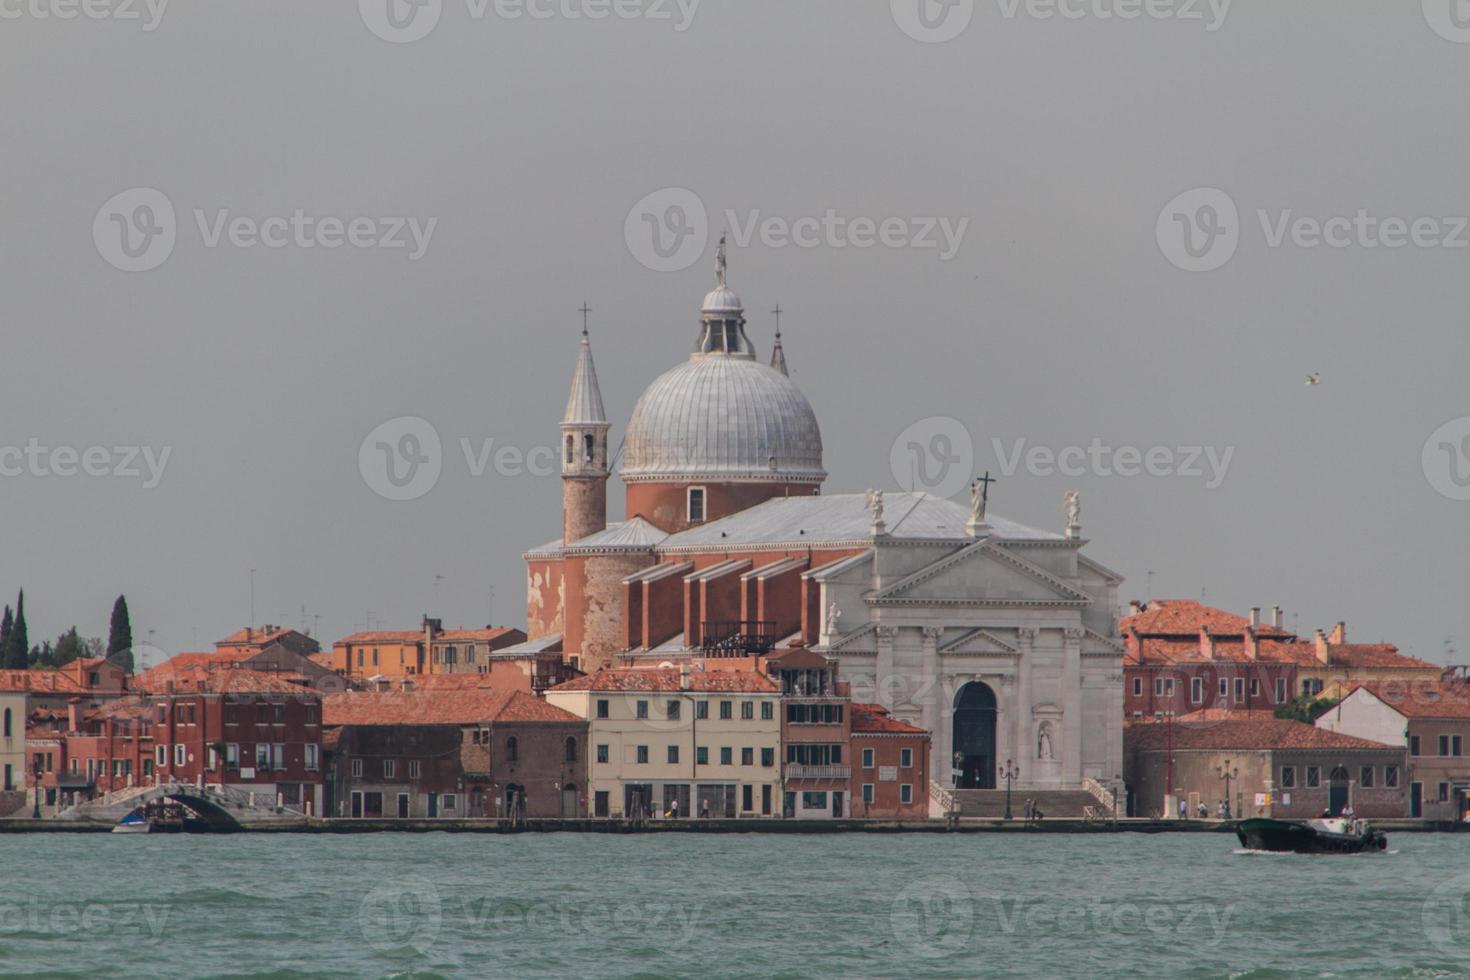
[771,304,783,336]
[579,302,591,335]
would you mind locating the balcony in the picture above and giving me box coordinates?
[701,621,778,656]
[784,764,851,781]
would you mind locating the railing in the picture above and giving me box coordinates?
[930,780,956,819]
[784,764,851,780]
[701,621,779,656]
[1083,776,1116,814]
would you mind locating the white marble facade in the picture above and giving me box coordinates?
[813,527,1125,796]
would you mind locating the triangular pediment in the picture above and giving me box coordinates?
[938,628,1018,656]
[874,540,1091,607]
[822,622,879,653]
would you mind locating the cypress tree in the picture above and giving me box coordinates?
[107,596,134,673]
[0,606,11,667]
[11,590,28,670]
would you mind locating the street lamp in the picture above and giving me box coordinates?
[999,759,1021,821]
[32,758,42,819]
[1216,759,1239,820]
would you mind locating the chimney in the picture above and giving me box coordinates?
[1199,627,1215,661]
[1127,600,1142,616]
[1271,605,1283,629]
[1244,627,1259,661]
[67,697,82,733]
[678,662,690,691]
[1329,621,1346,644]
[1249,607,1261,628]
[1313,629,1330,665]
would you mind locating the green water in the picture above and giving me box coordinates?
[1,831,1468,978]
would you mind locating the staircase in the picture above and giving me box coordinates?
[952,789,1103,819]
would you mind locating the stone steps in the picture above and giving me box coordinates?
[953,789,1102,818]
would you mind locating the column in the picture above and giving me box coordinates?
[1063,626,1084,785]
[1015,627,1036,789]
[875,626,898,711]
[920,627,943,747]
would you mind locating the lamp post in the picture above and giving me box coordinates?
[32,759,42,819]
[999,759,1020,821]
[1216,759,1239,820]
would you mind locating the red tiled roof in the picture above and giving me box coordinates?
[548,667,780,694]
[1128,636,1435,671]
[216,626,296,647]
[406,675,508,691]
[133,665,313,695]
[850,703,928,735]
[0,670,87,694]
[434,628,523,643]
[335,631,423,646]
[1125,715,1398,752]
[1340,680,1470,719]
[1122,600,1292,638]
[323,689,580,726]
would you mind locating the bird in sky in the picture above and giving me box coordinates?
[1305,373,1321,386]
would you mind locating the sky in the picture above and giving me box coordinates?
[1,1,1467,667]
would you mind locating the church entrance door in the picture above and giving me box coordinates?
[953,682,998,789]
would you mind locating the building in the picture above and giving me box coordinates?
[326,619,538,686]
[427,626,530,675]
[770,648,853,819]
[1124,712,1407,819]
[215,625,321,658]
[0,662,129,716]
[545,666,782,819]
[328,630,427,681]
[1316,680,1470,820]
[322,688,587,819]
[524,252,1124,800]
[137,644,341,693]
[1121,600,1440,717]
[850,703,931,819]
[0,687,24,814]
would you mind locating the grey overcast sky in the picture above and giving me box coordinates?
[1,1,1467,664]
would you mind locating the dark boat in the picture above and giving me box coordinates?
[111,798,214,834]
[1236,817,1388,854]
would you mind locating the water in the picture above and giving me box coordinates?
[2,830,1469,978]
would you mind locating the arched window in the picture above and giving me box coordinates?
[564,435,574,465]
[506,736,518,762]
[1,708,9,738]
[583,434,595,464]
[565,736,577,763]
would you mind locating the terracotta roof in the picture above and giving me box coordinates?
[851,703,928,735]
[323,689,580,726]
[1339,681,1470,720]
[0,670,88,694]
[335,631,423,645]
[1122,600,1292,638]
[433,628,524,643]
[216,626,298,647]
[404,675,508,692]
[133,666,314,695]
[1128,636,1435,671]
[1125,715,1399,752]
[548,667,780,694]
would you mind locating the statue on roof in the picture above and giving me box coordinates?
[715,233,727,286]
[866,488,884,526]
[1064,490,1081,536]
[825,602,842,637]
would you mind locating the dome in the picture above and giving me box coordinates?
[702,284,743,315]
[620,355,825,484]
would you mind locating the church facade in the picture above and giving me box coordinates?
[524,249,1124,796]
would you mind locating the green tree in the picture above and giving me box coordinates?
[1274,695,1338,724]
[107,595,134,672]
[52,627,89,667]
[10,590,28,670]
[0,606,12,669]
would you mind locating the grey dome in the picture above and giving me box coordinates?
[620,354,825,484]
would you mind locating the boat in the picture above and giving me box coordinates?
[111,799,210,834]
[111,809,152,834]
[1236,816,1388,854]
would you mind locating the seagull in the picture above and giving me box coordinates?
[1305,373,1321,386]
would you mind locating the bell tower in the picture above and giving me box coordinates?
[561,307,610,545]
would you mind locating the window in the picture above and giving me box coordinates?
[305,745,319,772]
[695,700,709,720]
[1306,766,1320,788]
[862,783,875,804]
[719,747,732,765]
[900,748,913,768]
[687,487,706,523]
[156,745,167,767]
[635,700,649,720]
[565,737,578,763]
[862,748,875,769]
[442,794,457,812]
[384,760,397,779]
[667,745,679,764]
[1154,678,1165,696]
[1280,766,1296,788]
[408,760,420,779]
[719,701,733,720]
[636,745,649,764]
[272,744,284,771]
[741,747,753,766]
[506,736,518,762]
[1440,782,1451,802]
[273,703,285,723]
[667,700,680,720]
[226,744,239,770]
[175,744,186,767]
[900,784,913,804]
[256,703,270,724]
[565,434,574,464]
[1219,678,1228,699]
[596,699,609,719]
[1234,678,1244,701]
[742,784,753,811]
[696,746,708,765]
[1250,678,1260,697]
[1440,735,1451,757]
[1360,766,1374,789]
[1275,678,1286,703]
[2,707,10,737]
[351,758,363,778]
[1385,765,1399,788]
[1411,735,1421,757]
[1190,678,1203,704]
[1456,735,1464,757]
[596,744,608,764]
[761,747,774,767]
[583,433,595,464]
[741,702,754,720]
[1132,677,1142,697]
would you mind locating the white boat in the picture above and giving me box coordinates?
[111,809,151,834]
